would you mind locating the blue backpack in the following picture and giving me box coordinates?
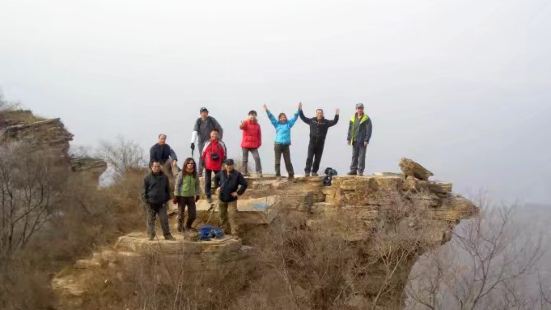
[197,224,225,241]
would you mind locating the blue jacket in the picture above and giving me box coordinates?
[266,110,299,145]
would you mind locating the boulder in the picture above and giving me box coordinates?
[399,158,434,180]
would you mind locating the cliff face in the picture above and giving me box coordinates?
[52,167,477,309]
[0,109,106,177]
[3,109,477,309]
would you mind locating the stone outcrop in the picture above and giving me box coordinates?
[52,233,246,308]
[52,160,477,309]
[0,116,73,162]
[0,109,107,178]
[399,157,434,180]
[70,156,108,181]
[1,108,478,309]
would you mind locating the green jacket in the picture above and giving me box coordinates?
[347,113,373,144]
[174,172,200,197]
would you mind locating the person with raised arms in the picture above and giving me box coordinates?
[298,102,339,176]
[263,103,300,180]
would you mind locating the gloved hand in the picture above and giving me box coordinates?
[195,195,200,202]
[172,197,178,204]
[191,143,195,151]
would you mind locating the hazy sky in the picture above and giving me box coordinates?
[1,0,550,204]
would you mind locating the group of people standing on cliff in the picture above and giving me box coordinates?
[143,103,373,240]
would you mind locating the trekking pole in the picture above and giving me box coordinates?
[206,201,217,225]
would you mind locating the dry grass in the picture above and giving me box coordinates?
[0,147,148,309]
[0,109,45,127]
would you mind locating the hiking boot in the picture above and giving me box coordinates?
[312,172,319,177]
[207,197,213,203]
[347,170,357,176]
[305,172,311,177]
[288,175,296,182]
[164,234,176,241]
[148,235,155,241]
[358,172,364,176]
[257,173,263,178]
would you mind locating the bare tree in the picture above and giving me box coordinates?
[406,206,546,310]
[0,90,19,112]
[0,91,5,111]
[98,136,146,178]
[0,144,66,263]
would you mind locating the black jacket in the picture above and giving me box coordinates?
[214,170,248,203]
[149,143,177,165]
[299,110,339,143]
[143,171,171,204]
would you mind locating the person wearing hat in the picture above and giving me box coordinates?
[263,103,300,180]
[239,110,263,177]
[298,102,339,176]
[190,107,224,177]
[347,103,373,176]
[214,159,248,236]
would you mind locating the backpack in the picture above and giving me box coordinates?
[323,167,338,186]
[197,224,225,241]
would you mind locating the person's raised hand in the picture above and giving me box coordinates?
[336,108,340,114]
[262,104,268,111]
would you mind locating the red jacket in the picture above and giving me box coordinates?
[240,120,262,149]
[201,139,226,171]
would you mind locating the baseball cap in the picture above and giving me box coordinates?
[224,158,235,165]
[200,107,209,113]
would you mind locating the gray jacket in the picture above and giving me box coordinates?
[347,113,373,144]
[190,116,223,144]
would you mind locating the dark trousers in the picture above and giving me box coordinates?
[350,141,368,173]
[242,148,262,174]
[197,140,206,175]
[146,203,170,238]
[176,196,196,231]
[204,169,220,198]
[274,143,294,177]
[305,139,325,174]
